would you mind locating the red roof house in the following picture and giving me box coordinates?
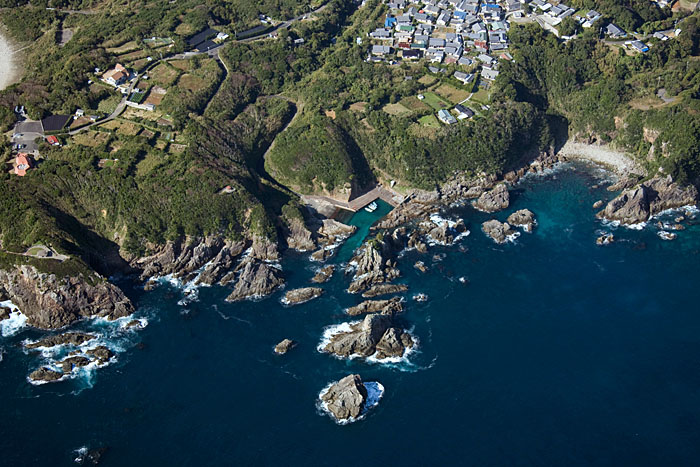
[46,135,60,146]
[14,153,32,177]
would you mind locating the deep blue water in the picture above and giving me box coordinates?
[2,162,700,466]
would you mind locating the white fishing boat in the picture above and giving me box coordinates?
[364,201,378,213]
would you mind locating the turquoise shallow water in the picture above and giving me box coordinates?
[2,162,700,465]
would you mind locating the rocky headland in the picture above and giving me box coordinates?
[598,176,698,225]
[0,265,132,330]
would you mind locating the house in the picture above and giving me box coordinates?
[14,153,32,177]
[438,109,458,125]
[606,23,626,38]
[482,68,500,80]
[371,45,392,56]
[46,135,60,146]
[402,49,422,60]
[75,109,84,117]
[103,64,129,86]
[454,104,474,119]
[454,71,474,85]
[370,28,392,40]
[630,40,649,53]
[385,16,397,28]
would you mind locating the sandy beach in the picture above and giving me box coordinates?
[0,31,19,91]
[557,140,646,177]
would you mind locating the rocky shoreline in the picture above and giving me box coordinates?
[2,140,698,398]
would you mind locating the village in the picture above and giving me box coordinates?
[363,0,678,126]
[4,0,686,176]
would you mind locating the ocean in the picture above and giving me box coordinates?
[2,161,700,465]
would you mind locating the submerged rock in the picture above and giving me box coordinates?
[507,209,536,233]
[320,374,368,421]
[346,297,403,316]
[473,183,510,213]
[282,287,323,306]
[596,234,615,246]
[24,332,96,349]
[598,176,698,224]
[225,260,284,302]
[481,220,517,244]
[322,313,414,359]
[311,265,335,284]
[361,284,408,298]
[29,367,64,383]
[274,339,297,355]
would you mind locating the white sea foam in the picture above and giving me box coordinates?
[1,301,28,337]
[317,381,385,425]
[657,231,677,241]
[73,446,88,464]
[316,321,357,353]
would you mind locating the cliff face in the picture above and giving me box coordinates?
[0,265,133,330]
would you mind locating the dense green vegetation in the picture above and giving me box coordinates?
[496,14,700,183]
[1,0,700,283]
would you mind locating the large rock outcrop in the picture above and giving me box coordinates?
[29,367,64,383]
[282,287,323,305]
[507,209,536,232]
[274,339,297,355]
[321,313,414,359]
[0,265,133,330]
[284,216,315,252]
[346,297,403,316]
[482,220,517,244]
[320,374,368,421]
[473,183,510,213]
[132,236,245,284]
[347,241,400,294]
[225,259,284,302]
[598,176,698,224]
[24,332,96,349]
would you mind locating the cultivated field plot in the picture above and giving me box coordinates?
[435,84,470,104]
[136,152,163,176]
[178,73,208,92]
[100,120,141,136]
[72,131,110,147]
[421,92,450,110]
[400,96,430,112]
[70,116,92,129]
[349,102,367,113]
[169,60,192,71]
[118,49,149,63]
[382,102,412,116]
[97,95,122,114]
[418,75,437,86]
[106,41,139,54]
[149,63,180,87]
[469,87,490,105]
[418,114,440,127]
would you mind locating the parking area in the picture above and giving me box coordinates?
[11,120,44,154]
